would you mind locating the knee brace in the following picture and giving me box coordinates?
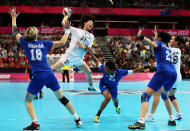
[141,92,151,103]
[169,95,176,102]
[161,92,169,101]
[59,96,69,106]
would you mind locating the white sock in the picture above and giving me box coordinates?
[149,113,154,117]
[138,118,145,123]
[177,112,181,115]
[73,112,79,119]
[169,115,175,121]
[32,119,38,123]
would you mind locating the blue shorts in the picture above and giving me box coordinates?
[99,80,117,98]
[148,71,177,92]
[27,71,61,95]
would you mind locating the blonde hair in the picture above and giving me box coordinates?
[24,26,38,41]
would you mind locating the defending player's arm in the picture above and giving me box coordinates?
[85,47,100,66]
[9,8,22,43]
[138,27,158,48]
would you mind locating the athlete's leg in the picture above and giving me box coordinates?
[139,87,155,119]
[76,63,93,86]
[169,88,179,113]
[97,90,111,115]
[150,89,161,114]
[169,88,182,120]
[53,88,82,127]
[112,98,120,114]
[46,71,82,127]
[25,91,37,121]
[161,88,173,116]
[51,60,63,71]
[23,92,40,130]
[110,87,120,114]
[146,89,161,121]
[54,88,76,114]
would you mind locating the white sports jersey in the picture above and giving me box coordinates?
[66,26,94,58]
[171,48,181,79]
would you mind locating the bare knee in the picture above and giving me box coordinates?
[105,95,111,102]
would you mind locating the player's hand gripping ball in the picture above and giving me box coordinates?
[62,8,72,16]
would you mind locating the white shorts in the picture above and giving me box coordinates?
[172,73,182,89]
[59,53,85,67]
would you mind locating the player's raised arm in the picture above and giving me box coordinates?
[52,12,71,47]
[153,25,158,41]
[62,8,72,27]
[9,8,22,42]
[138,27,158,48]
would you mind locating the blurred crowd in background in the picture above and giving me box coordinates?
[1,0,190,9]
[108,36,190,78]
[0,34,105,69]
[1,34,190,78]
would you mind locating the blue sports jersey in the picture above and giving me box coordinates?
[154,41,176,72]
[100,65,128,88]
[20,37,53,74]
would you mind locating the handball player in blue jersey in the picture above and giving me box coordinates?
[128,28,177,130]
[9,8,82,130]
[76,42,144,123]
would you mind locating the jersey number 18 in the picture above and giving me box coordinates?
[30,49,42,61]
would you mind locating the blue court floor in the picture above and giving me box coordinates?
[0,81,190,131]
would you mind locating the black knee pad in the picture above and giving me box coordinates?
[59,96,69,106]
[169,95,176,102]
[161,92,169,101]
[141,92,151,103]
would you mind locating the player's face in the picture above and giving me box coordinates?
[84,20,93,31]
[170,36,176,47]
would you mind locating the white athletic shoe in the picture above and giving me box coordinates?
[175,113,183,120]
[88,86,100,93]
[145,113,154,122]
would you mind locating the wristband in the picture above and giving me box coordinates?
[12,26,18,36]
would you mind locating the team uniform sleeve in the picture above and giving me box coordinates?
[19,37,26,49]
[88,34,94,48]
[154,41,162,48]
[70,26,77,36]
[119,69,129,77]
[100,65,105,73]
[44,40,53,52]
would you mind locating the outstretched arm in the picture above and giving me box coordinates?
[132,66,145,73]
[88,49,100,66]
[127,66,147,75]
[9,8,22,42]
[52,15,71,47]
[138,27,158,48]
[153,25,158,41]
[77,42,100,66]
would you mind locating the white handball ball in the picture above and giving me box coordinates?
[62,7,72,16]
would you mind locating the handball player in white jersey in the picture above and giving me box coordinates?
[52,9,99,92]
[146,36,183,122]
